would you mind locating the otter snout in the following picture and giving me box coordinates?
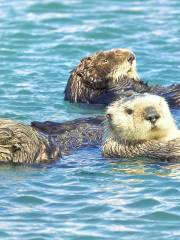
[127,53,135,64]
[144,106,160,124]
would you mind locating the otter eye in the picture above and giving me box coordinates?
[106,113,112,120]
[102,59,108,63]
[125,108,134,115]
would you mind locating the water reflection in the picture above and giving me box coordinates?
[108,158,180,178]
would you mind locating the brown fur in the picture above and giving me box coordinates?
[0,119,61,164]
[64,48,139,102]
[64,49,180,108]
[32,116,103,155]
[0,116,104,164]
[0,94,179,164]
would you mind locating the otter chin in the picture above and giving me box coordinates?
[64,48,139,103]
[103,94,180,161]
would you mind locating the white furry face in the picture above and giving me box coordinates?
[106,49,139,82]
[106,94,176,142]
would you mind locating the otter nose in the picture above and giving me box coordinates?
[127,53,135,63]
[144,107,160,124]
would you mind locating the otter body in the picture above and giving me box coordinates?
[0,119,61,164]
[0,117,104,164]
[64,49,180,108]
[31,116,103,156]
[103,94,180,161]
[103,138,180,162]
[0,94,179,164]
[90,78,180,108]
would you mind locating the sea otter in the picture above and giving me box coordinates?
[0,117,103,164]
[0,94,179,164]
[64,49,180,108]
[103,94,180,161]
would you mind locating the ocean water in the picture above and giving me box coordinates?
[0,0,180,239]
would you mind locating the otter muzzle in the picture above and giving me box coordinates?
[144,106,160,124]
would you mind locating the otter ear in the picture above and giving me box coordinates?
[80,56,92,63]
[73,56,94,80]
[76,71,84,78]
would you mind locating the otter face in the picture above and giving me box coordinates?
[82,49,139,89]
[104,49,139,83]
[106,94,177,142]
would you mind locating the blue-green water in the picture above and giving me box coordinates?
[0,0,180,239]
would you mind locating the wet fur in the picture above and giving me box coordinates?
[65,49,139,103]
[64,49,180,108]
[32,116,104,156]
[0,119,61,164]
[0,101,179,164]
[0,117,104,164]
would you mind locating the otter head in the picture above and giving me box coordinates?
[106,94,178,143]
[0,120,60,164]
[0,127,16,162]
[0,124,42,164]
[83,48,139,88]
[65,48,139,102]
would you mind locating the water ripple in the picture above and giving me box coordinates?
[0,0,180,239]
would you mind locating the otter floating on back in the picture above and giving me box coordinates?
[0,93,179,164]
[64,49,180,108]
[103,94,180,161]
[0,117,103,164]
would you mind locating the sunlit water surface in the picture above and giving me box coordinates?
[0,0,180,239]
